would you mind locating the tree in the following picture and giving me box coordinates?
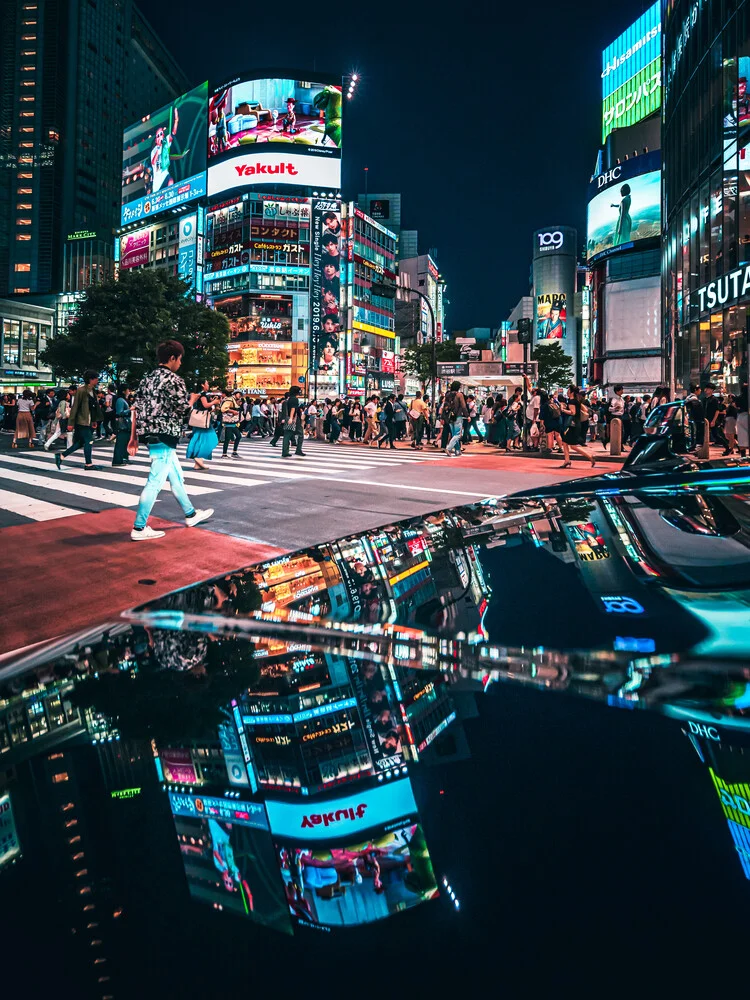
[401,339,461,389]
[40,269,229,386]
[532,341,574,391]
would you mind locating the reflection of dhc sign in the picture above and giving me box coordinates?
[597,166,622,188]
[538,231,564,251]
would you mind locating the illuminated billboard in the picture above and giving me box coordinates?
[0,793,21,870]
[310,199,343,375]
[536,293,567,342]
[119,225,152,270]
[207,76,342,196]
[121,81,208,226]
[601,3,661,141]
[169,791,292,934]
[587,153,661,262]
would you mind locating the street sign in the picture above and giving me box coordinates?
[436,362,469,377]
[298,376,306,384]
[503,362,538,376]
[455,337,476,345]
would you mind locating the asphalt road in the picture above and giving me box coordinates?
[0,432,613,550]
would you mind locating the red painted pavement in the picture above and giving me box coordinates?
[1,509,285,655]
[448,451,623,476]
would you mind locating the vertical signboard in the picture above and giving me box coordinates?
[311,198,343,380]
[178,213,198,291]
[601,2,661,141]
[0,793,21,870]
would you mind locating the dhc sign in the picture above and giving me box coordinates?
[692,262,750,313]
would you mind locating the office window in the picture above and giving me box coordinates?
[16,234,31,241]
[39,323,49,355]
[20,127,33,134]
[17,204,31,211]
[14,263,31,271]
[3,320,21,364]
[18,188,32,194]
[21,82,35,88]
[52,771,69,783]
[21,66,35,72]
[20,97,35,102]
[22,322,38,365]
[22,19,37,24]
[17,219,32,225]
[21,35,37,41]
[18,143,33,149]
[14,288,30,294]
[21,50,35,56]
[18,172,31,178]
[20,113,34,118]
[18,156,32,163]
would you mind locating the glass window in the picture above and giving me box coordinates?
[39,323,49,356]
[3,319,20,364]
[22,321,38,366]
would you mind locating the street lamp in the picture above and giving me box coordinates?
[229,360,239,390]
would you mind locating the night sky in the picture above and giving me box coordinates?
[137,0,652,329]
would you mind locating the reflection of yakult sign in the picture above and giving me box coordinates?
[538,230,564,251]
[265,778,417,841]
[301,804,367,829]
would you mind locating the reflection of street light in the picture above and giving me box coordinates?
[230,360,239,390]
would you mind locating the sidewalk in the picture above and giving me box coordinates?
[2,509,284,656]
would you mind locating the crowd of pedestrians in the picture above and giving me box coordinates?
[2,377,748,478]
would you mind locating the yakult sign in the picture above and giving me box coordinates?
[207,151,341,197]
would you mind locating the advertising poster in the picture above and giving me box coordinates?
[536,293,567,341]
[121,81,208,226]
[311,199,343,376]
[207,76,342,196]
[119,227,151,270]
[587,162,661,262]
[601,2,661,141]
[161,747,200,785]
[268,781,438,927]
[169,792,292,934]
[735,56,750,168]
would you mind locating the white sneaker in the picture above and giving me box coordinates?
[185,508,214,528]
[131,526,166,541]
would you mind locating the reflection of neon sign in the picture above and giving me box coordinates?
[600,595,645,615]
[710,768,750,879]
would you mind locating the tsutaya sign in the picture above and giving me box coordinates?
[692,263,750,313]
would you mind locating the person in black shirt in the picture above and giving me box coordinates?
[281,386,305,458]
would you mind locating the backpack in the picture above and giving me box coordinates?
[547,400,561,419]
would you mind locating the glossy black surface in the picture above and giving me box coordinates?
[2,463,750,995]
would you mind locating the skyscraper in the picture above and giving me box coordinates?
[0,0,189,297]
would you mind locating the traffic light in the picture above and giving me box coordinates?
[516,318,532,344]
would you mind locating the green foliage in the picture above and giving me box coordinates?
[401,339,461,387]
[40,269,229,387]
[532,341,574,391]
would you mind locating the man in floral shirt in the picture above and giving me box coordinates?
[128,339,213,540]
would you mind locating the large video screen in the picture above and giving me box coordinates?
[587,167,661,262]
[207,76,342,197]
[601,2,661,141]
[121,82,208,226]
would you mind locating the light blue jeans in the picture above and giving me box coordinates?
[134,443,194,529]
[446,416,465,455]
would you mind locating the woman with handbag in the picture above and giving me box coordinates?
[112,387,132,466]
[186,380,219,470]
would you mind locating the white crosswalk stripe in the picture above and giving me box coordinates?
[0,439,453,525]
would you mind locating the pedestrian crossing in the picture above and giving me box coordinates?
[0,438,451,525]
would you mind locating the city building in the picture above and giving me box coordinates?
[397,253,445,347]
[357,192,402,236]
[343,203,398,398]
[0,295,55,392]
[533,226,580,381]
[587,2,662,392]
[0,0,189,298]
[663,0,750,396]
